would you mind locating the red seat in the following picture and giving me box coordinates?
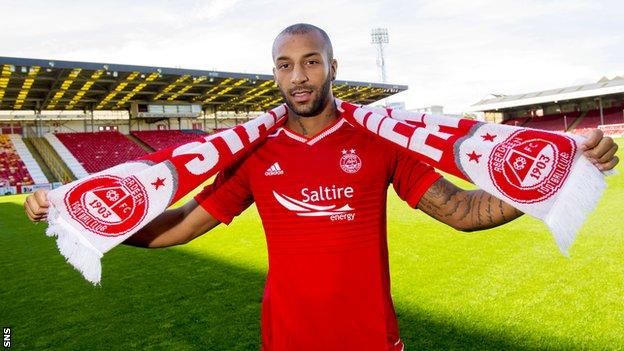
[523,111,581,132]
[501,104,624,135]
[502,117,530,126]
[572,105,624,131]
[131,130,208,151]
[55,131,147,174]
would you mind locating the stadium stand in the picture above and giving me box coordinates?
[524,111,582,132]
[8,135,48,184]
[472,76,624,137]
[131,130,208,151]
[50,131,147,174]
[498,105,622,135]
[1,124,23,135]
[45,133,90,179]
[571,105,624,131]
[27,136,75,183]
[502,117,530,126]
[0,134,34,186]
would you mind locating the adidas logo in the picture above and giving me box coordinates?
[264,162,284,176]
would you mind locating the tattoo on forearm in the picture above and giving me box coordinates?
[419,179,523,230]
[485,194,493,224]
[498,200,506,220]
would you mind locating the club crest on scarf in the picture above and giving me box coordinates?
[488,129,575,204]
[64,175,148,237]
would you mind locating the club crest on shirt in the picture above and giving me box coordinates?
[340,148,362,174]
[64,175,148,237]
[487,129,575,203]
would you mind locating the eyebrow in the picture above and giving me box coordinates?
[275,52,322,62]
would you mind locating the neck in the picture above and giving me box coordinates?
[286,97,338,137]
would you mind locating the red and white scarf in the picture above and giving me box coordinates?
[45,100,608,284]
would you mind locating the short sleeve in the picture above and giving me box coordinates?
[390,146,442,209]
[194,160,254,225]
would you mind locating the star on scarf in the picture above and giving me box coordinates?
[467,151,482,163]
[481,133,496,142]
[151,177,165,190]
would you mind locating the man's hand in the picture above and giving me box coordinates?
[582,129,619,171]
[24,189,49,222]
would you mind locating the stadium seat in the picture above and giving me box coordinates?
[502,116,530,126]
[0,134,34,186]
[131,130,208,151]
[524,111,581,132]
[507,104,624,135]
[55,131,147,174]
[0,124,23,135]
[572,105,624,131]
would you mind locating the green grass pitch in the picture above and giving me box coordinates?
[1,139,623,350]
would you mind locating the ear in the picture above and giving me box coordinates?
[330,58,338,81]
[272,67,278,85]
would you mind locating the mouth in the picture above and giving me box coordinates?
[290,89,313,103]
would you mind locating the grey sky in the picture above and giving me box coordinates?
[1,0,621,113]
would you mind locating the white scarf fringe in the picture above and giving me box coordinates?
[46,205,103,284]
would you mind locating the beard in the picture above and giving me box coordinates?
[279,72,332,117]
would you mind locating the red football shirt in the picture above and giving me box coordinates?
[195,115,441,351]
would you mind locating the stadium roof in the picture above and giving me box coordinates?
[0,56,407,112]
[471,76,624,111]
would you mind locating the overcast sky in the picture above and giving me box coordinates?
[1,0,622,113]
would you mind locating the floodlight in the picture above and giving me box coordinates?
[371,27,389,83]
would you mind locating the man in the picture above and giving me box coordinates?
[25,24,619,351]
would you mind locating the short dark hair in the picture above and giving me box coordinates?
[273,23,334,60]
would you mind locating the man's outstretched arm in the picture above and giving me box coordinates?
[417,178,522,232]
[123,199,220,248]
[25,189,220,248]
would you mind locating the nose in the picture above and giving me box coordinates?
[290,63,308,85]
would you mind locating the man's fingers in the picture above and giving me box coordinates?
[34,189,49,208]
[598,155,619,171]
[24,201,41,221]
[25,196,38,215]
[581,129,603,150]
[24,191,51,222]
[597,143,618,164]
[26,195,47,217]
[584,135,614,160]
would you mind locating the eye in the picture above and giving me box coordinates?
[277,63,290,70]
[307,60,319,65]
